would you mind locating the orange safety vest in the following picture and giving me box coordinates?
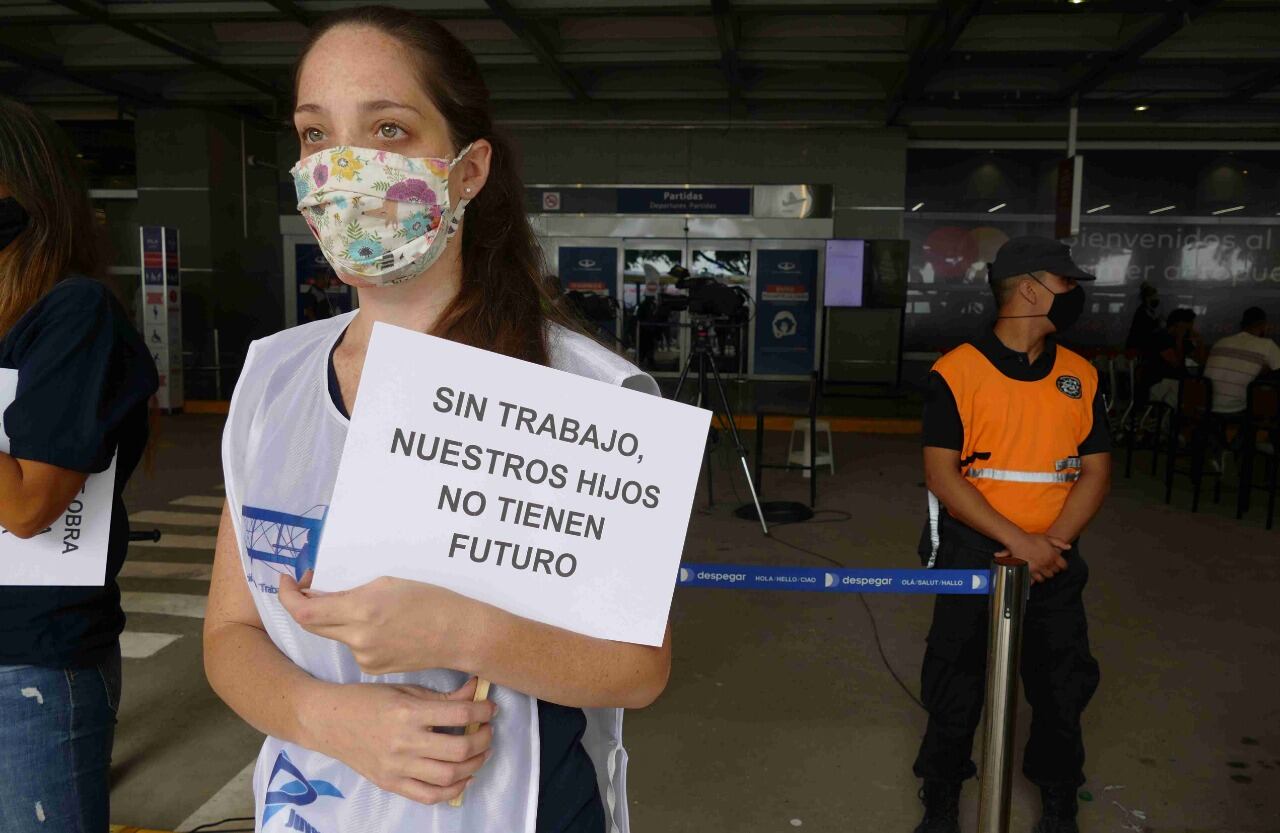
[925,341,1099,565]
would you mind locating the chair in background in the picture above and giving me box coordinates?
[1091,352,1114,417]
[1110,352,1137,435]
[754,372,822,508]
[1163,376,1220,510]
[1236,378,1280,530]
[1125,353,1186,480]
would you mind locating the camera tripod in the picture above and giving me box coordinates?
[671,317,769,535]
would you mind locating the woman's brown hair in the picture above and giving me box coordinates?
[0,97,104,336]
[293,6,574,366]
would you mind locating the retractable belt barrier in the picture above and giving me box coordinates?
[677,563,990,594]
[679,558,1029,833]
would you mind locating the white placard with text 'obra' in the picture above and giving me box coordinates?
[313,323,711,646]
[0,369,115,586]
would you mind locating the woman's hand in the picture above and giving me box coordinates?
[279,573,483,675]
[301,677,495,805]
[280,571,671,710]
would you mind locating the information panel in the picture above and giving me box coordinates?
[558,246,618,297]
[140,226,183,410]
[753,249,818,376]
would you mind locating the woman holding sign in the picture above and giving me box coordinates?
[205,8,671,833]
[0,98,159,832]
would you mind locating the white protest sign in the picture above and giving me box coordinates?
[312,323,711,646]
[0,369,115,586]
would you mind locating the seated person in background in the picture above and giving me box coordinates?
[1142,307,1204,409]
[1125,281,1161,351]
[1203,306,1280,415]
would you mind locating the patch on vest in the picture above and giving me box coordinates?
[1056,375,1083,399]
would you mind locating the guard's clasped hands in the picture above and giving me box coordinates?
[997,533,1070,583]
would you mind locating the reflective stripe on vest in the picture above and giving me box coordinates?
[965,469,1080,483]
[965,456,1081,484]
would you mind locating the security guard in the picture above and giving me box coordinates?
[913,237,1109,833]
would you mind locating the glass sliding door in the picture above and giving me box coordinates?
[623,239,686,375]
[687,239,752,376]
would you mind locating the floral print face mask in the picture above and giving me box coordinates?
[289,143,473,286]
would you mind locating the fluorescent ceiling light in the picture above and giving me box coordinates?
[911,202,924,211]
[1212,205,1244,215]
[1149,204,1176,214]
[1086,204,1110,214]
[988,203,1006,213]
[1134,105,1150,112]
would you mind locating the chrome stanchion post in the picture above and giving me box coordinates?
[977,556,1030,833]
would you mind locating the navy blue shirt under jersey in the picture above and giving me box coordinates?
[326,336,605,833]
[0,277,158,667]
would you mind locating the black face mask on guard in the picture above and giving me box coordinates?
[998,273,1087,333]
[0,198,29,252]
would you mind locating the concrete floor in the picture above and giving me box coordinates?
[112,415,1279,832]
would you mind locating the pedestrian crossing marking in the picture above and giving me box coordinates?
[130,510,221,528]
[121,592,207,619]
[131,534,217,550]
[120,561,213,581]
[120,632,182,659]
[170,495,225,509]
[177,759,257,832]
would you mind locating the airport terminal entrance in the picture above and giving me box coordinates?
[529,185,834,379]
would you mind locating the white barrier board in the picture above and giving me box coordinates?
[0,369,115,586]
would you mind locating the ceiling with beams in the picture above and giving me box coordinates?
[2,0,1279,140]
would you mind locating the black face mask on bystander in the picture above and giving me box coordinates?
[0,197,29,251]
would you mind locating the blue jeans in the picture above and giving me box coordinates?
[0,646,121,833]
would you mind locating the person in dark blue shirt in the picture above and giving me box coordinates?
[0,96,158,833]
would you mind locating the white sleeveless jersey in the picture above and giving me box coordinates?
[222,311,657,833]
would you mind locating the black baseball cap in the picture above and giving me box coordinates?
[987,236,1096,283]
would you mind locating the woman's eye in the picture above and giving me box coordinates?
[379,123,403,139]
[303,127,324,144]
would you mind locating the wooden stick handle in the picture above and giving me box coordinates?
[448,678,492,808]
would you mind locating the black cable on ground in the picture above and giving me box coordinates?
[682,427,924,711]
[772,508,852,526]
[187,817,254,833]
[766,528,926,711]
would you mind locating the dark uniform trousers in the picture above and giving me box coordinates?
[913,524,1101,787]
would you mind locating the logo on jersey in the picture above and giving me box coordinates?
[1056,375,1082,399]
[263,750,344,830]
[242,505,328,581]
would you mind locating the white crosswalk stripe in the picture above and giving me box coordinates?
[130,510,221,528]
[119,561,213,581]
[131,533,217,550]
[170,495,225,509]
[120,492,221,662]
[178,759,257,832]
[121,591,207,619]
[119,631,182,659]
